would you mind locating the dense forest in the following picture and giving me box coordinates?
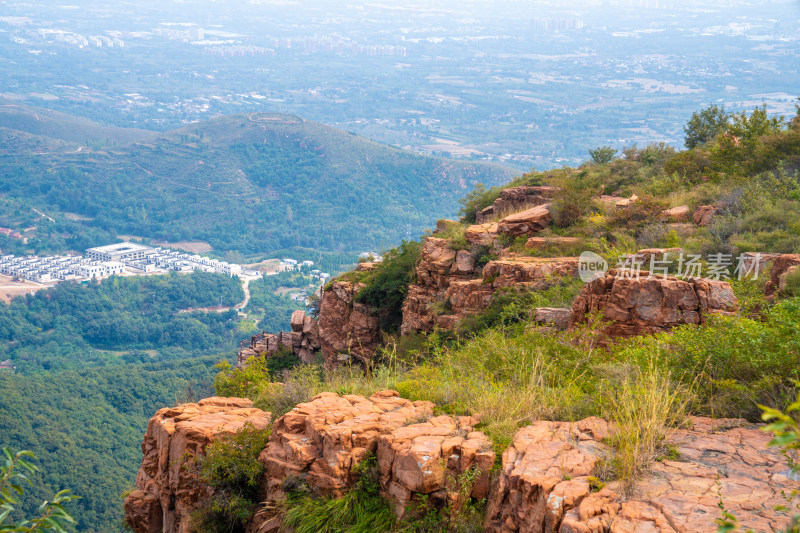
[0,272,244,374]
[0,356,221,530]
[0,108,512,256]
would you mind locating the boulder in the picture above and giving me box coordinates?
[451,249,476,276]
[496,204,551,237]
[570,269,738,337]
[124,398,271,533]
[532,307,572,330]
[765,253,800,296]
[597,194,637,208]
[258,390,434,500]
[290,310,305,332]
[482,256,578,289]
[355,261,377,272]
[475,186,558,224]
[416,237,457,289]
[317,281,380,366]
[433,219,459,234]
[661,204,691,223]
[400,284,440,335]
[445,279,496,316]
[693,205,718,226]
[486,417,798,533]
[465,223,500,246]
[377,415,495,517]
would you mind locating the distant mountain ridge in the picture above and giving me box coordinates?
[0,107,514,254]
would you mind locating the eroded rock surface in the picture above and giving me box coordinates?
[258,390,434,500]
[570,269,737,337]
[661,205,691,223]
[765,253,800,297]
[317,281,380,366]
[475,186,558,224]
[483,256,578,289]
[693,205,718,226]
[496,204,551,237]
[486,417,798,533]
[378,415,495,517]
[124,398,271,533]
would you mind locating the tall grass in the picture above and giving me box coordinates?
[601,357,693,498]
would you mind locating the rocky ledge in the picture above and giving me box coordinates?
[123,397,271,533]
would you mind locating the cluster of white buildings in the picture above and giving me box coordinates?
[0,242,255,285]
[280,258,330,282]
[35,29,123,48]
[0,254,122,284]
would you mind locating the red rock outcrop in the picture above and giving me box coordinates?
[237,310,321,367]
[483,256,578,289]
[258,390,434,500]
[765,253,800,297]
[317,280,381,366]
[465,222,500,247]
[378,415,495,517]
[486,417,798,533]
[124,398,271,533]
[693,205,718,226]
[475,186,558,224]
[496,204,551,237]
[570,269,738,337]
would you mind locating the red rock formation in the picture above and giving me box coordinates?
[377,415,495,517]
[765,253,800,296]
[483,256,578,289]
[486,417,798,533]
[570,269,737,337]
[496,204,551,237]
[124,398,271,533]
[258,390,434,500]
[475,186,558,224]
[465,222,500,246]
[317,281,381,366]
[693,204,718,226]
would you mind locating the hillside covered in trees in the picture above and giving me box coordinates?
[0,106,513,256]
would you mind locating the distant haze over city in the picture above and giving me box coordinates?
[0,0,798,169]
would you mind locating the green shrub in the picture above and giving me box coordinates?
[589,146,617,165]
[609,195,668,231]
[356,240,424,333]
[781,268,800,297]
[458,184,502,224]
[254,364,324,416]
[282,454,397,533]
[191,423,272,533]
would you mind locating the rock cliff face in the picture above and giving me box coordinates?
[258,390,434,500]
[400,236,581,336]
[570,269,738,337]
[316,280,381,366]
[125,394,798,533]
[123,397,271,533]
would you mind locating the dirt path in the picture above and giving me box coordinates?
[235,278,252,312]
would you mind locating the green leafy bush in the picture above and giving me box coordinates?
[192,423,272,533]
[356,240,424,333]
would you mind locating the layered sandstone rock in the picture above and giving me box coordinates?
[317,281,380,366]
[258,390,434,500]
[486,417,798,533]
[124,398,271,533]
[465,222,500,247]
[483,256,578,289]
[236,310,321,367]
[415,237,458,289]
[496,204,551,237]
[475,186,558,224]
[570,269,738,337]
[693,204,718,226]
[377,415,495,517]
[765,253,800,296]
